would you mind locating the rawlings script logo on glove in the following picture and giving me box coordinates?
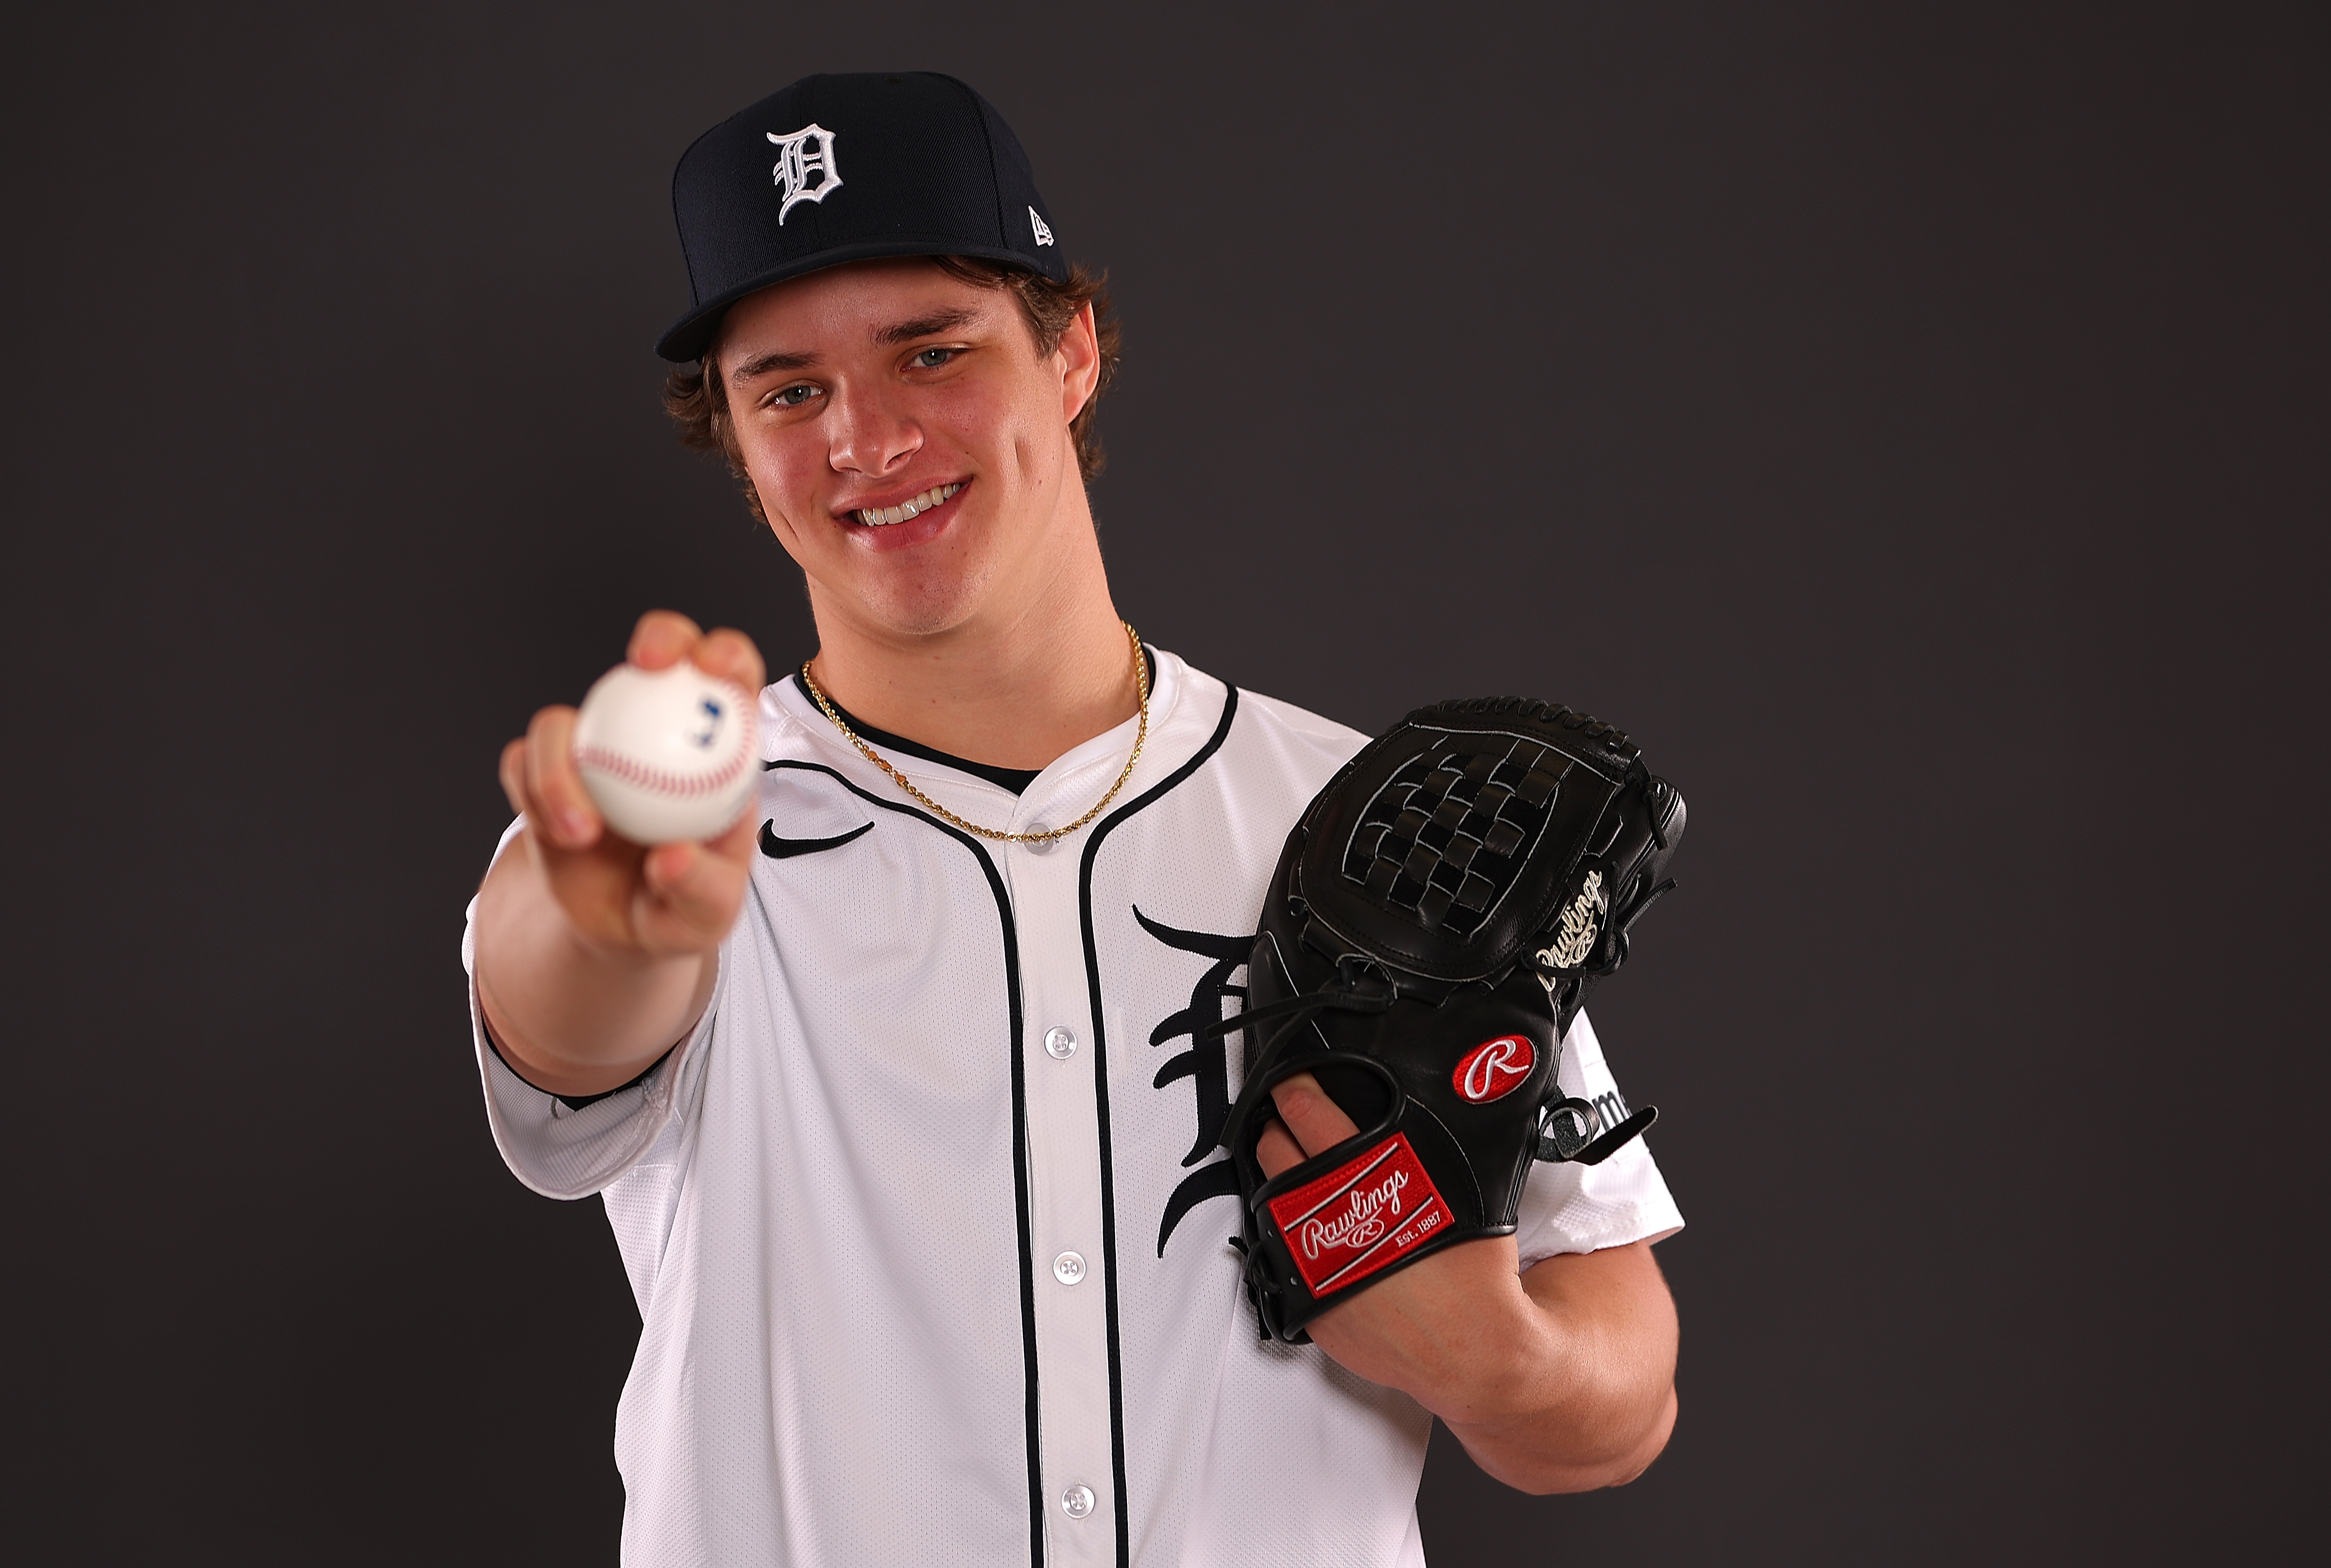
[1267,1135,1450,1297]
[1538,870,1607,974]
[1301,1166,1411,1259]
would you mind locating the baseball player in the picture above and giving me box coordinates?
[468,73,1682,1567]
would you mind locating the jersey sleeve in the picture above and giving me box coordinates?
[1510,1011,1684,1268]
[461,818,719,1201]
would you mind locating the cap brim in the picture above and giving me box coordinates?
[655,239,1065,362]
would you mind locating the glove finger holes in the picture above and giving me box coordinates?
[1539,1100,1598,1160]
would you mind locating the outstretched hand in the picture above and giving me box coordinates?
[496,610,767,958]
[475,611,767,1100]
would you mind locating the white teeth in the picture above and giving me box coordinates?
[855,483,962,526]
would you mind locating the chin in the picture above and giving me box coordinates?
[856,566,999,640]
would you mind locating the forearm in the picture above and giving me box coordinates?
[1434,1243,1679,1494]
[472,829,715,1096]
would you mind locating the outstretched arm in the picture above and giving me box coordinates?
[474,611,765,1100]
[1257,1073,1678,1493]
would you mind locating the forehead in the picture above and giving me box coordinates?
[714,258,1007,364]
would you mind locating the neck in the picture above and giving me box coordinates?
[800,519,1136,772]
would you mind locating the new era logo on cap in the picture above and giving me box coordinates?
[658,72,1071,362]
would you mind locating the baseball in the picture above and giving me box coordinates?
[571,662,759,845]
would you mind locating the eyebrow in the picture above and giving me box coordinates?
[729,348,818,384]
[874,306,981,345]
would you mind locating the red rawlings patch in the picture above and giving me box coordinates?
[1265,1133,1449,1299]
[1452,1034,1536,1104]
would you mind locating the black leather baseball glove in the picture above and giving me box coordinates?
[1214,697,1685,1343]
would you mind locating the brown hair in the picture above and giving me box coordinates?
[661,257,1121,523]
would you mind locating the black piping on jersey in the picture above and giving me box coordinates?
[761,758,1049,1567]
[1074,682,1242,1568]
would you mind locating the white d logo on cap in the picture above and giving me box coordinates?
[766,123,842,224]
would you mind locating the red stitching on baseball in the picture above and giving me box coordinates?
[577,728,755,797]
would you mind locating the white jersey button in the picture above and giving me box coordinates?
[1042,1025,1078,1060]
[1060,1483,1096,1519]
[1023,823,1057,854]
[1053,1251,1087,1285]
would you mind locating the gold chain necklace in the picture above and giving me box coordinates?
[799,621,1149,845]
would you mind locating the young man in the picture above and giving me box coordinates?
[469,73,1681,1567]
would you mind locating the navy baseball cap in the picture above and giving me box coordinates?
[655,72,1069,363]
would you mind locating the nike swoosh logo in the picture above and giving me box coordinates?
[758,820,874,860]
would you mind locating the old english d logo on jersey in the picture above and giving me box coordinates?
[766,123,841,222]
[1452,1034,1535,1103]
[1136,908,1251,1256]
[1264,1133,1448,1298]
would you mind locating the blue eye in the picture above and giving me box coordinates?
[912,348,956,369]
[773,383,821,407]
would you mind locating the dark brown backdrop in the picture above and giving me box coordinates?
[3,3,2321,1562]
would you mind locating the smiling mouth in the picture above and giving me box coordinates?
[851,482,963,528]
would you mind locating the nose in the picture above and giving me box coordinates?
[825,380,921,478]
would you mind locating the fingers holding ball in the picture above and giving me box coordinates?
[573,660,759,845]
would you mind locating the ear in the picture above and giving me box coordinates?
[1056,302,1101,427]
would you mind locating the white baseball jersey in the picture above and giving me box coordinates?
[464,648,1683,1568]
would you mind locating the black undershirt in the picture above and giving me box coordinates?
[787,645,1154,797]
